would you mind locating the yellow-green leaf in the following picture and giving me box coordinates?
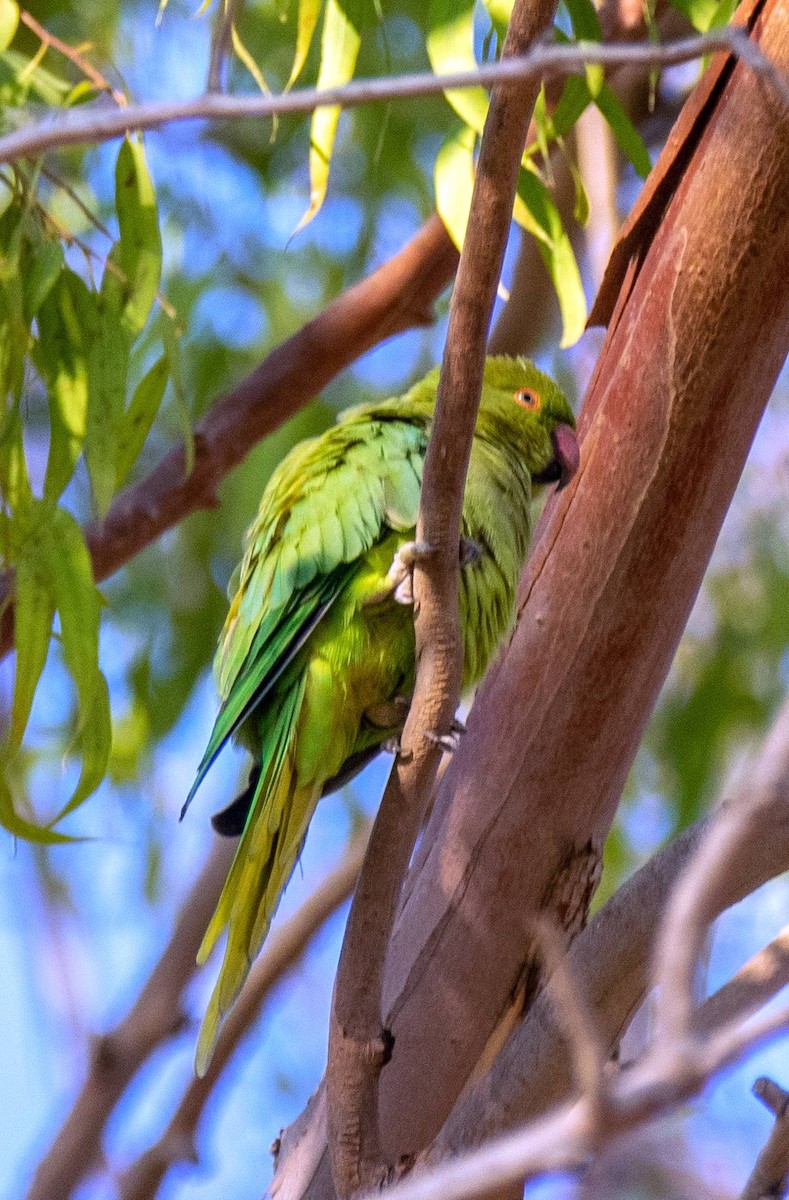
[115,353,169,488]
[515,168,586,347]
[435,123,476,252]
[23,239,64,320]
[0,406,31,513]
[45,507,101,724]
[0,0,19,53]
[298,0,372,230]
[482,0,513,41]
[0,769,80,843]
[230,22,270,94]
[11,543,54,746]
[34,269,93,504]
[596,83,651,180]
[52,671,111,824]
[102,138,162,338]
[85,306,131,515]
[561,0,603,97]
[426,0,489,136]
[287,0,323,88]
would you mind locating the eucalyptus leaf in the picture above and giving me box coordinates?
[115,353,169,488]
[10,541,54,747]
[434,123,476,251]
[515,168,586,347]
[426,0,489,135]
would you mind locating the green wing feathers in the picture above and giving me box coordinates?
[195,676,316,1076]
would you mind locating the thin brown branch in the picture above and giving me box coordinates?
[324,0,559,1193]
[0,212,458,660]
[25,839,236,1200]
[741,1077,789,1200]
[207,0,244,93]
[19,10,127,106]
[118,831,368,1200]
[0,31,784,164]
[695,929,789,1037]
[654,699,789,1046]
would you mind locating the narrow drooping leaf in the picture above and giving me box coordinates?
[115,353,169,487]
[287,0,323,87]
[34,269,93,504]
[23,238,64,320]
[516,168,586,346]
[482,0,513,41]
[426,0,489,135]
[596,83,652,179]
[102,137,162,338]
[561,0,603,95]
[298,0,372,229]
[52,671,111,823]
[45,507,102,724]
[434,123,476,251]
[11,541,54,746]
[231,21,271,94]
[0,407,31,513]
[84,306,130,515]
[0,769,80,843]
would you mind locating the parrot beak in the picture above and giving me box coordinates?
[533,423,580,491]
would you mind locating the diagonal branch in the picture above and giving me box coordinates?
[741,1077,789,1200]
[0,212,458,660]
[324,0,560,1193]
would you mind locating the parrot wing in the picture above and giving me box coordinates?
[184,412,428,815]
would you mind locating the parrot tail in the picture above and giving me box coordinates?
[194,677,319,1076]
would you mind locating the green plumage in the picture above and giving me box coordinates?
[187,356,576,1073]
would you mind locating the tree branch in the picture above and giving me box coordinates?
[117,831,368,1200]
[741,1077,789,1200]
[0,31,785,163]
[0,212,458,660]
[325,0,561,1192]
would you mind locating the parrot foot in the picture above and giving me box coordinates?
[459,537,482,567]
[383,735,402,755]
[388,540,435,605]
[424,723,464,754]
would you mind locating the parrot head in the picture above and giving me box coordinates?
[479,356,579,491]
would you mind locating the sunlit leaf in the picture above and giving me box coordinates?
[115,353,169,488]
[11,542,54,746]
[668,0,733,31]
[0,407,31,513]
[434,123,476,251]
[596,84,651,179]
[231,21,270,94]
[482,0,513,41]
[287,0,323,87]
[46,506,102,725]
[298,0,372,230]
[102,137,162,339]
[515,168,586,346]
[426,0,489,136]
[0,1,18,54]
[561,0,603,96]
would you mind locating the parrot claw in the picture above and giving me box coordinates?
[459,538,482,568]
[387,541,432,605]
[383,735,402,755]
[424,727,462,754]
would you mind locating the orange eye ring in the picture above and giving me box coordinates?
[514,388,541,410]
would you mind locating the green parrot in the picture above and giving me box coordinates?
[184,355,578,1073]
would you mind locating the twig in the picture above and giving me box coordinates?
[741,1078,789,1200]
[25,839,236,1200]
[1,30,785,164]
[117,831,368,1200]
[0,212,459,660]
[19,9,127,107]
[325,0,560,1193]
[207,0,244,93]
[654,700,789,1047]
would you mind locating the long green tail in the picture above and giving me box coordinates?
[195,677,319,1075]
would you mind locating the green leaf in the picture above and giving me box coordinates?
[595,83,651,180]
[115,353,169,487]
[231,21,271,94]
[668,0,731,31]
[0,0,18,53]
[101,137,162,338]
[85,307,131,515]
[161,314,194,474]
[45,507,101,725]
[34,268,93,504]
[11,541,54,746]
[298,0,372,230]
[426,0,489,136]
[0,406,31,513]
[561,0,603,96]
[51,670,111,824]
[23,239,64,320]
[0,769,80,843]
[482,0,513,41]
[515,168,586,347]
[287,0,323,88]
[549,74,593,139]
[434,123,476,252]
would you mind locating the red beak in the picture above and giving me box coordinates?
[552,423,580,491]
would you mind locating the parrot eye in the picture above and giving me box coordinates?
[514,388,540,410]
